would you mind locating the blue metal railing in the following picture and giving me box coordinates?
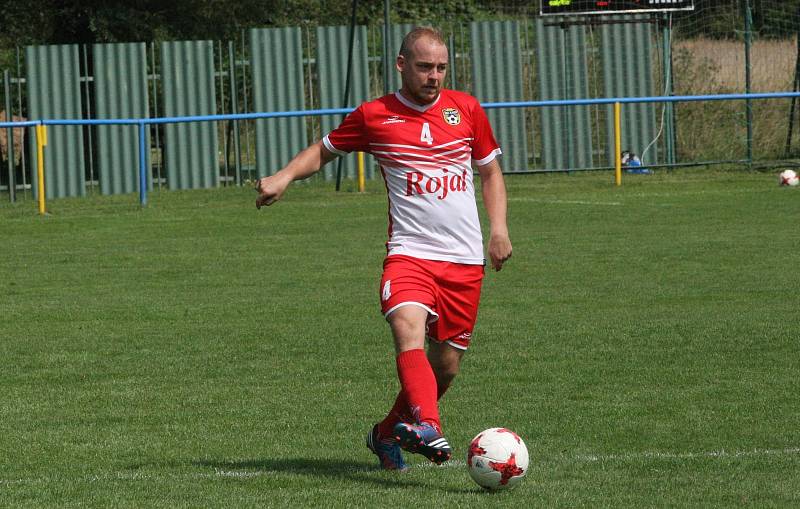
[3,92,800,207]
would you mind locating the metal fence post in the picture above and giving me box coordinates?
[228,41,242,185]
[744,0,753,166]
[662,14,676,165]
[4,70,15,202]
[16,47,27,198]
[383,0,391,96]
[36,124,46,214]
[139,121,147,206]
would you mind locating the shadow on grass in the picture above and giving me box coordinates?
[190,457,476,493]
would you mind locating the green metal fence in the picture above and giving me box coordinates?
[25,44,86,199]
[160,41,218,190]
[471,20,530,173]
[535,17,594,170]
[93,42,151,195]
[600,15,660,166]
[249,27,308,178]
[316,25,374,181]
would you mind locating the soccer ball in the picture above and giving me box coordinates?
[779,169,799,186]
[466,427,529,490]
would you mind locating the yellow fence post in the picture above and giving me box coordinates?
[36,124,47,214]
[357,152,365,193]
[614,102,622,187]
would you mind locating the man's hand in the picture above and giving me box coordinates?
[488,232,512,271]
[476,159,511,271]
[255,173,291,209]
[254,141,336,209]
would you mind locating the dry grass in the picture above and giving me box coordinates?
[673,37,796,94]
[668,37,797,160]
[673,93,793,161]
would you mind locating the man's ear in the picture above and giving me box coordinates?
[396,55,405,73]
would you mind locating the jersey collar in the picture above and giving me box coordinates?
[394,90,441,112]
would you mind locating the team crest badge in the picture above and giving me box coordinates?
[442,108,461,126]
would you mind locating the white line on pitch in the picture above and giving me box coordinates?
[573,447,800,462]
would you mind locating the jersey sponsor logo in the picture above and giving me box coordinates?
[382,115,406,125]
[442,108,461,126]
[405,168,468,200]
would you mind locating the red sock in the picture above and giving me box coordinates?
[394,349,440,432]
[377,391,413,438]
[378,378,451,437]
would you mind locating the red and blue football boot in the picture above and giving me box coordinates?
[393,422,452,465]
[366,423,409,472]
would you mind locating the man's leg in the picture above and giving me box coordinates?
[380,311,466,432]
[379,341,464,436]
[387,305,440,429]
[369,305,437,470]
[427,340,465,401]
[385,305,452,464]
[376,339,463,438]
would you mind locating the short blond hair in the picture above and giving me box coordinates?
[399,26,446,59]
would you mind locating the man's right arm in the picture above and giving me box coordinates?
[255,141,338,209]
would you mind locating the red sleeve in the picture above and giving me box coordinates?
[470,100,501,164]
[323,105,370,155]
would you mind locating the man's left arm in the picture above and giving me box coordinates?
[477,158,512,271]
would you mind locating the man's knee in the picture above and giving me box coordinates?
[388,305,429,352]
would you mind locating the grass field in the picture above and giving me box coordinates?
[1,169,799,507]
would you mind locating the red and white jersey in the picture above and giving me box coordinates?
[322,89,501,265]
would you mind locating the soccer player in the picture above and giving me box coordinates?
[255,26,512,471]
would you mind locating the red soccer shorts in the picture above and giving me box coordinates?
[379,254,485,350]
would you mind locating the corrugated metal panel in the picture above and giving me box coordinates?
[93,43,150,195]
[316,25,374,180]
[470,21,529,172]
[249,27,307,177]
[600,16,658,165]
[384,23,414,94]
[535,18,594,170]
[25,44,86,198]
[160,40,218,190]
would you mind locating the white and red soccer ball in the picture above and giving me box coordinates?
[779,169,799,186]
[467,427,529,490]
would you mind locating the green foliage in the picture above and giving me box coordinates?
[2,0,799,51]
[672,0,800,39]
[753,0,800,37]
[0,0,501,48]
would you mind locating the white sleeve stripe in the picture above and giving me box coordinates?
[322,135,348,156]
[473,148,502,166]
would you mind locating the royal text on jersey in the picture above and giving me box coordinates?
[405,168,468,200]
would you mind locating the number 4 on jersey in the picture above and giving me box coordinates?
[420,122,433,145]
